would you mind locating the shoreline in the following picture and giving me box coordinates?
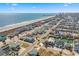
[0,16,54,34]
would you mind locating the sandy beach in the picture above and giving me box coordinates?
[0,16,54,35]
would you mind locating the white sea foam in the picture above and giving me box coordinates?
[0,16,54,32]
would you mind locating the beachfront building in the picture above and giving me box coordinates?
[74,44,79,53]
[74,40,79,54]
[43,40,55,48]
[0,45,11,56]
[54,40,65,49]
[0,34,6,44]
[24,37,35,43]
[0,42,20,56]
[0,45,16,56]
[20,36,35,43]
[9,42,20,51]
[28,49,38,56]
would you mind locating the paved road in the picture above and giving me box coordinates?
[41,19,64,39]
[52,19,64,29]
[19,40,38,56]
[19,18,64,56]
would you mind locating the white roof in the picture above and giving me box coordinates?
[48,38,54,42]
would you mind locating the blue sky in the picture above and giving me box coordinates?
[0,3,79,13]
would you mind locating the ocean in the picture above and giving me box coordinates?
[0,13,55,27]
